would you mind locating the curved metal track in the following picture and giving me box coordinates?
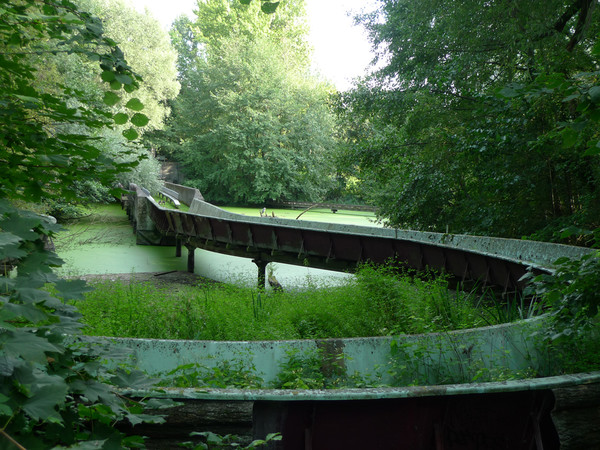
[135,193,560,293]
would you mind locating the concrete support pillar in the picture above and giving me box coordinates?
[175,238,182,257]
[252,259,268,290]
[186,245,195,273]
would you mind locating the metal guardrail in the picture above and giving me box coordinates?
[158,186,180,208]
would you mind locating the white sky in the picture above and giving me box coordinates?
[132,0,378,91]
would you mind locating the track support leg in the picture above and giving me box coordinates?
[252,259,268,290]
[186,245,195,273]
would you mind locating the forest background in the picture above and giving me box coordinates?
[4,0,599,244]
[1,0,600,447]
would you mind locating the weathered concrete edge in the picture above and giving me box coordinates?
[120,371,600,402]
[164,182,204,206]
[82,317,547,387]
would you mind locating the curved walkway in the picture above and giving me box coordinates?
[128,183,595,293]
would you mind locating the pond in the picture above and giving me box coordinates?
[54,203,380,287]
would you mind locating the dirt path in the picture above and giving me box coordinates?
[73,271,215,287]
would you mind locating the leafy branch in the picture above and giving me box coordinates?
[0,0,171,447]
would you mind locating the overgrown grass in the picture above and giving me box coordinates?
[71,263,538,341]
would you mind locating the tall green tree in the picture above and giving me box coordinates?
[157,0,337,204]
[77,0,180,130]
[338,0,600,239]
[36,0,181,211]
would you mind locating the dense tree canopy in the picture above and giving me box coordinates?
[78,0,180,130]
[20,0,180,213]
[337,0,600,240]
[150,0,338,205]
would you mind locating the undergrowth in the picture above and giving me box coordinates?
[71,263,536,341]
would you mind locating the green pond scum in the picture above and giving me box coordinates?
[53,203,378,277]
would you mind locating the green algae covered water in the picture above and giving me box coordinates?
[54,203,379,286]
[223,205,380,227]
[54,204,188,276]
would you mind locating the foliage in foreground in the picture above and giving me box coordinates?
[0,0,176,447]
[0,203,173,448]
[526,252,600,376]
[181,431,281,450]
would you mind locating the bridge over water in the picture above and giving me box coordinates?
[126,183,593,293]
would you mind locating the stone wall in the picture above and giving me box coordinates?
[160,161,181,184]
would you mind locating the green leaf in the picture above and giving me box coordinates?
[125,98,144,111]
[23,384,68,422]
[1,330,62,363]
[124,83,137,93]
[592,40,600,57]
[497,85,520,98]
[589,86,600,104]
[0,243,26,260]
[103,91,120,106]
[8,33,21,46]
[122,128,139,141]
[15,287,58,304]
[113,112,129,125]
[587,108,600,121]
[1,302,50,323]
[563,93,580,102]
[122,435,147,448]
[239,0,251,4]
[0,403,12,416]
[584,144,600,156]
[54,279,93,300]
[109,80,122,90]
[0,231,22,249]
[130,113,150,127]
[1,216,43,241]
[14,94,43,106]
[115,73,133,85]
[69,379,112,403]
[125,412,165,426]
[0,355,16,377]
[100,71,115,82]
[261,1,279,13]
[109,369,155,389]
[561,128,579,148]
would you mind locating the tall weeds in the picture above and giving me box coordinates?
[72,264,540,341]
